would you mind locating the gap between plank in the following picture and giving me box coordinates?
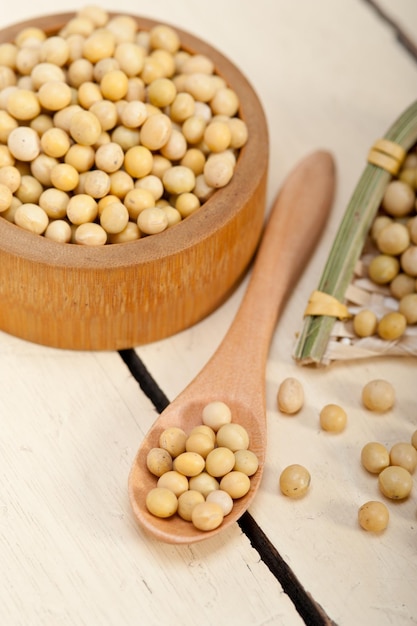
[362,0,417,60]
[119,348,337,626]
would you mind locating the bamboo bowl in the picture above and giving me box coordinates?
[0,12,268,350]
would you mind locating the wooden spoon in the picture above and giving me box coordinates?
[129,150,335,543]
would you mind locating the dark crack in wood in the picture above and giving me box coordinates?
[119,349,169,414]
[238,512,337,626]
[362,0,417,60]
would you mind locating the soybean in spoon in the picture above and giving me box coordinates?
[129,150,335,543]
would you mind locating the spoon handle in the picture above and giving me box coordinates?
[185,150,335,406]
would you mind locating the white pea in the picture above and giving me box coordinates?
[185,432,215,458]
[277,377,304,414]
[161,205,182,227]
[100,201,129,234]
[219,471,251,499]
[14,203,48,234]
[84,170,111,199]
[38,80,72,111]
[193,173,215,201]
[31,154,59,187]
[7,88,41,120]
[227,117,248,149]
[358,501,389,532]
[146,447,173,477]
[191,501,224,531]
[205,447,236,478]
[160,128,188,161]
[203,153,234,188]
[216,423,249,452]
[140,113,172,151]
[389,442,417,474]
[210,87,240,117]
[95,142,124,173]
[175,192,200,218]
[353,309,378,338]
[184,73,217,102]
[44,219,72,243]
[401,246,417,277]
[134,175,164,200]
[206,489,234,515]
[181,53,214,75]
[146,487,178,518]
[202,401,232,431]
[15,175,43,204]
[159,427,187,457]
[8,126,40,161]
[39,188,69,219]
[362,379,395,412]
[137,207,168,235]
[382,180,415,217]
[188,472,219,497]
[399,293,417,324]
[74,222,107,246]
[173,451,205,477]
[189,424,216,443]
[66,194,98,225]
[157,470,189,497]
[233,449,259,476]
[361,442,390,474]
[69,110,102,146]
[203,121,232,152]
[378,466,413,500]
[31,62,65,89]
[0,183,12,212]
[319,404,347,433]
[177,490,205,522]
[108,221,141,243]
[279,464,311,498]
[162,165,195,194]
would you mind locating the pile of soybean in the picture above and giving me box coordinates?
[353,145,417,340]
[145,400,259,532]
[0,6,248,245]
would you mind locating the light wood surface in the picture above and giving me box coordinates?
[1,1,416,625]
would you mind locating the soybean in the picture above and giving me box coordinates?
[362,379,395,412]
[279,464,311,498]
[277,377,304,414]
[358,501,389,532]
[1,8,248,246]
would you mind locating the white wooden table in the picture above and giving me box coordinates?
[1,1,416,624]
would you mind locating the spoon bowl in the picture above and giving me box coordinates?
[130,397,265,543]
[129,150,336,543]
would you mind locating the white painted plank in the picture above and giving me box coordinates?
[0,0,416,625]
[0,334,302,626]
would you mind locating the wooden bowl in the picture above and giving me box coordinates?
[0,12,268,350]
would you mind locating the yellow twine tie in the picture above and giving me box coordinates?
[367,138,406,176]
[304,290,352,320]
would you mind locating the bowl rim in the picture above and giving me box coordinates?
[0,11,268,270]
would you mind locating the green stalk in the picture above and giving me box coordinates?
[293,100,417,365]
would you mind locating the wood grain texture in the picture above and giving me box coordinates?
[1,1,417,625]
[0,13,268,350]
[0,338,303,626]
